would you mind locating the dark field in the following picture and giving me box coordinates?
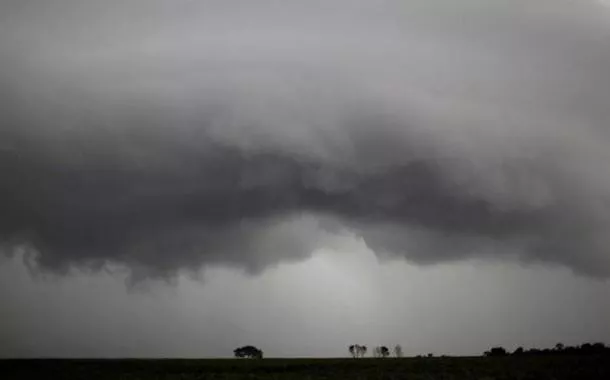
[2,356,610,380]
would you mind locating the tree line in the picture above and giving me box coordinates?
[232,341,609,359]
[484,342,610,357]
[349,344,403,358]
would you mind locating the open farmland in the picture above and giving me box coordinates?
[3,356,610,380]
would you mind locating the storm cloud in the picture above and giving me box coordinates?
[1,0,610,279]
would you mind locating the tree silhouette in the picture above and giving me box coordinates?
[394,344,403,358]
[381,346,390,358]
[234,345,263,359]
[374,346,390,358]
[486,342,609,357]
[349,344,367,358]
[360,345,367,358]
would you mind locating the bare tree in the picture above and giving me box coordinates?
[349,345,356,358]
[394,344,403,358]
[349,344,368,358]
[360,345,367,358]
[373,346,380,358]
[373,346,389,358]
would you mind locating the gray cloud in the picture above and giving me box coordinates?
[1,0,610,279]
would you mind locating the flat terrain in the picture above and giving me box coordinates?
[2,356,610,380]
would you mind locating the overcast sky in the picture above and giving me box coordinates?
[1,0,610,358]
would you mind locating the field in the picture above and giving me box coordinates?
[2,356,610,380]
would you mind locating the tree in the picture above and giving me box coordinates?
[394,344,403,358]
[380,346,390,358]
[234,345,263,359]
[360,345,368,358]
[349,344,367,358]
[349,345,356,358]
[513,347,524,355]
[374,346,390,358]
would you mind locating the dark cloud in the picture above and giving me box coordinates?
[1,0,610,279]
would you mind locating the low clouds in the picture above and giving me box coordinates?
[1,0,610,279]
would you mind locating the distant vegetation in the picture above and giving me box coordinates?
[350,344,405,358]
[348,344,367,358]
[233,345,264,359]
[233,341,609,361]
[484,342,610,357]
[373,346,390,358]
[394,344,403,358]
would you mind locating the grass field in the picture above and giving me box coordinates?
[3,356,610,380]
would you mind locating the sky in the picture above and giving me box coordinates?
[1,0,610,358]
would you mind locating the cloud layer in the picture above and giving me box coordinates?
[1,0,610,278]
